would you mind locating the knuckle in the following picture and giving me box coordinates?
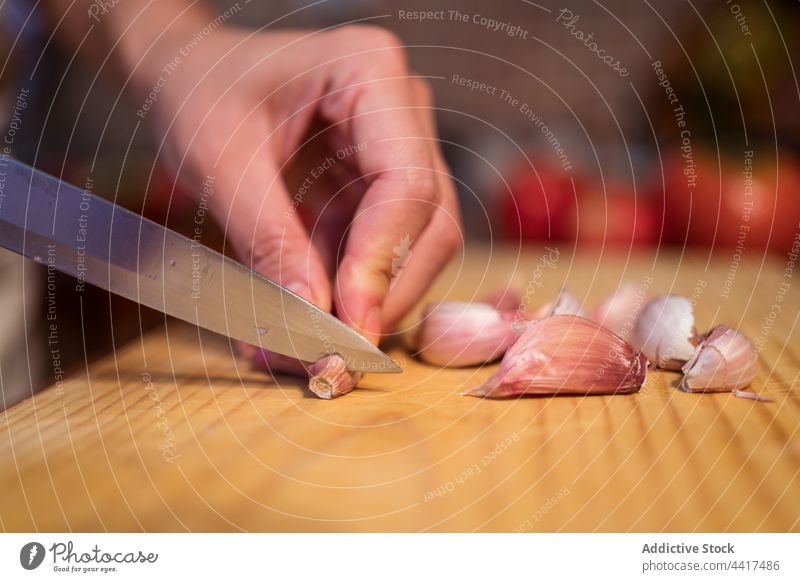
[337,25,408,71]
[247,229,284,273]
[441,224,464,257]
[339,253,393,292]
[350,24,404,50]
[404,169,439,205]
[247,227,300,280]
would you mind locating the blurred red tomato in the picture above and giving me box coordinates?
[497,162,577,241]
[661,149,800,251]
[567,184,660,248]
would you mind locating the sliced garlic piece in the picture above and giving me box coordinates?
[308,355,362,400]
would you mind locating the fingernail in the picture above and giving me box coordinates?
[359,306,382,345]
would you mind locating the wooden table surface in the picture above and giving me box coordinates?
[2,246,799,532]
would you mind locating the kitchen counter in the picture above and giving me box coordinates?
[1,246,798,531]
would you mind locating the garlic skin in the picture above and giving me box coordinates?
[463,315,648,397]
[307,355,362,400]
[681,324,757,393]
[591,282,644,338]
[632,295,697,370]
[733,389,772,402]
[417,302,520,367]
[533,287,586,319]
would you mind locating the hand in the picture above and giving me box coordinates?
[138,24,462,342]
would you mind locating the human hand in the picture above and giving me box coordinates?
[137,23,462,343]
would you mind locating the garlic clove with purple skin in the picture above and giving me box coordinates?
[417,302,521,367]
[591,282,645,338]
[257,351,361,400]
[632,295,697,370]
[463,315,648,398]
[548,287,586,317]
[307,355,362,400]
[680,324,759,394]
[533,287,586,319]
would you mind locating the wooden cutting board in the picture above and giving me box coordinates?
[1,245,798,532]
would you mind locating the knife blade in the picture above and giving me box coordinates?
[0,157,400,374]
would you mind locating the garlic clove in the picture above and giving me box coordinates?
[307,354,362,400]
[257,351,361,400]
[680,324,758,393]
[534,287,587,319]
[482,287,523,313]
[463,315,648,397]
[417,301,521,367]
[591,282,645,338]
[631,295,697,370]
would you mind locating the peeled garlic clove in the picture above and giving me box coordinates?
[632,295,697,370]
[463,315,648,397]
[530,287,586,319]
[680,324,758,393]
[308,355,362,400]
[591,282,645,338]
[417,302,520,367]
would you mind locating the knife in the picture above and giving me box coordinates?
[0,157,400,374]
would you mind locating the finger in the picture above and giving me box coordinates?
[332,118,438,343]
[380,77,463,329]
[321,32,441,342]
[211,124,332,311]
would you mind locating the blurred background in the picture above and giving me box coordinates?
[1,0,799,394]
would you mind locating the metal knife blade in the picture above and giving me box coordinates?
[0,158,400,374]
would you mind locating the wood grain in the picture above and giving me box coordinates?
[1,245,798,532]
